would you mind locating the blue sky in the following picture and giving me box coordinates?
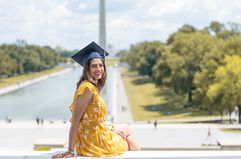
[0,0,241,51]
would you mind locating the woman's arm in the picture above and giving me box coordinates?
[52,87,93,159]
[68,87,93,151]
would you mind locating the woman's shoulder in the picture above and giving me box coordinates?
[78,80,96,92]
[80,80,93,87]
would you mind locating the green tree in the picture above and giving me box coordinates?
[167,24,198,44]
[222,35,241,56]
[207,55,241,123]
[116,50,128,62]
[0,52,17,77]
[209,21,224,35]
[126,41,165,77]
[0,43,60,77]
[167,32,218,95]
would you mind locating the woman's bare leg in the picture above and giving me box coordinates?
[126,134,141,151]
[113,124,141,151]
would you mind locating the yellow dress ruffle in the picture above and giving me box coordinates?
[69,80,128,157]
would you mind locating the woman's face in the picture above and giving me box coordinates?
[89,58,105,80]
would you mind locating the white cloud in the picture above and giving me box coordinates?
[78,3,88,10]
[147,0,194,17]
[0,0,240,50]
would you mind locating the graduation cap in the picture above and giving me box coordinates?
[71,41,109,66]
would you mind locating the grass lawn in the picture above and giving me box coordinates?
[106,58,118,66]
[0,67,65,89]
[121,67,214,121]
[220,128,241,132]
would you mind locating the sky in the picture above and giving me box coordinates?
[0,0,241,51]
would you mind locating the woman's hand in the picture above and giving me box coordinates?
[52,151,74,158]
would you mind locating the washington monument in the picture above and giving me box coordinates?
[99,0,106,49]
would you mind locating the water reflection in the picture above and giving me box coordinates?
[0,68,112,121]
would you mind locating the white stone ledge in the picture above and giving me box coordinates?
[1,151,241,158]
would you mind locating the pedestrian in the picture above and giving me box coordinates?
[52,42,140,158]
[111,116,114,123]
[8,116,12,123]
[36,117,40,125]
[154,120,157,130]
[121,105,125,112]
[202,127,213,146]
[206,127,211,140]
[5,116,12,123]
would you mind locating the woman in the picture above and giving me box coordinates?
[52,42,140,158]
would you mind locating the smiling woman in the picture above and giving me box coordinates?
[52,42,140,158]
[89,59,104,80]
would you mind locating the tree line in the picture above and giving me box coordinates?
[120,21,241,123]
[0,41,63,77]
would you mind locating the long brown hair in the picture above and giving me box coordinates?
[76,58,107,91]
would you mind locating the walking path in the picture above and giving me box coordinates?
[113,67,133,123]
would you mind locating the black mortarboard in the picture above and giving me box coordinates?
[71,41,109,66]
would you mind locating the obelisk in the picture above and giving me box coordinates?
[99,0,106,49]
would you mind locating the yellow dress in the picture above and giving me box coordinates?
[69,80,128,157]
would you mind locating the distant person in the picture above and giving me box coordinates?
[36,117,40,125]
[63,118,66,124]
[52,42,140,158]
[202,127,214,146]
[111,116,114,123]
[5,116,12,123]
[206,127,211,140]
[154,120,158,130]
[8,117,12,123]
[121,105,127,112]
[8,116,12,123]
[121,105,125,112]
